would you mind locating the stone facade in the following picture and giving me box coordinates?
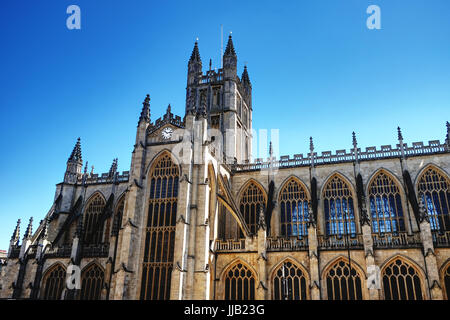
[1,37,449,300]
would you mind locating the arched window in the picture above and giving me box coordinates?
[325,259,363,300]
[368,172,405,234]
[83,193,106,245]
[382,258,423,300]
[79,263,104,300]
[239,181,267,235]
[140,153,179,300]
[224,262,256,300]
[323,175,356,236]
[272,261,308,300]
[417,167,450,231]
[41,264,66,300]
[279,179,309,237]
[444,263,450,300]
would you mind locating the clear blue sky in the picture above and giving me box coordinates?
[1,0,449,250]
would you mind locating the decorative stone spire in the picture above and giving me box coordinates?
[189,40,201,63]
[84,161,88,175]
[24,217,33,239]
[352,131,358,149]
[138,94,151,124]
[309,137,314,154]
[241,65,251,86]
[68,138,82,164]
[224,34,236,56]
[269,141,273,158]
[11,219,21,244]
[446,121,450,148]
[397,126,403,142]
[166,104,171,115]
[109,158,118,177]
[42,217,50,239]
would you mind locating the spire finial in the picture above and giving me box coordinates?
[84,161,88,175]
[167,104,171,115]
[68,137,82,163]
[11,219,21,243]
[224,33,236,56]
[24,217,33,239]
[42,217,50,239]
[189,40,201,63]
[241,65,251,86]
[269,141,273,157]
[310,137,314,153]
[397,126,403,141]
[109,158,118,177]
[352,131,357,149]
[446,121,450,146]
[139,94,151,124]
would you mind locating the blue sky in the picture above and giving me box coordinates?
[0,0,449,250]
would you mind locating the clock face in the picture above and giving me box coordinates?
[161,127,173,140]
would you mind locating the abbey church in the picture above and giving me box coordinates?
[1,35,449,300]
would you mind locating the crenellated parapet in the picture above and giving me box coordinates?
[234,139,449,172]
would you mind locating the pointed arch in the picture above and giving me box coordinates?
[380,255,425,300]
[416,164,450,231]
[270,257,309,300]
[111,193,126,236]
[322,173,357,236]
[140,151,179,300]
[221,259,257,300]
[41,263,66,300]
[367,169,406,235]
[79,262,105,300]
[238,179,268,235]
[322,256,364,300]
[278,176,310,237]
[83,192,107,245]
[440,259,450,300]
[145,149,182,178]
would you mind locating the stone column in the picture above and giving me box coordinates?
[256,207,267,300]
[418,199,443,300]
[307,206,320,300]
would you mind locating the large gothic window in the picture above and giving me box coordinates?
[239,181,267,235]
[79,263,104,300]
[417,167,450,231]
[368,171,405,234]
[323,175,356,236]
[83,193,106,245]
[279,178,309,237]
[224,262,256,300]
[325,259,363,300]
[272,261,308,300]
[140,153,179,300]
[382,258,423,300]
[41,264,66,300]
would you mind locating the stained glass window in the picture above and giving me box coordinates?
[224,262,255,300]
[382,258,423,300]
[273,261,308,300]
[325,259,363,300]
[239,181,267,235]
[279,178,309,237]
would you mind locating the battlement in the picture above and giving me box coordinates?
[76,170,130,185]
[234,139,449,172]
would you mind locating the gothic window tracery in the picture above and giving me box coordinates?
[83,193,106,245]
[323,175,356,236]
[272,261,308,300]
[279,178,309,237]
[41,264,66,300]
[224,262,256,300]
[140,153,179,300]
[325,259,363,300]
[79,263,104,300]
[239,181,267,235]
[368,171,405,234]
[382,258,423,300]
[417,167,450,231]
